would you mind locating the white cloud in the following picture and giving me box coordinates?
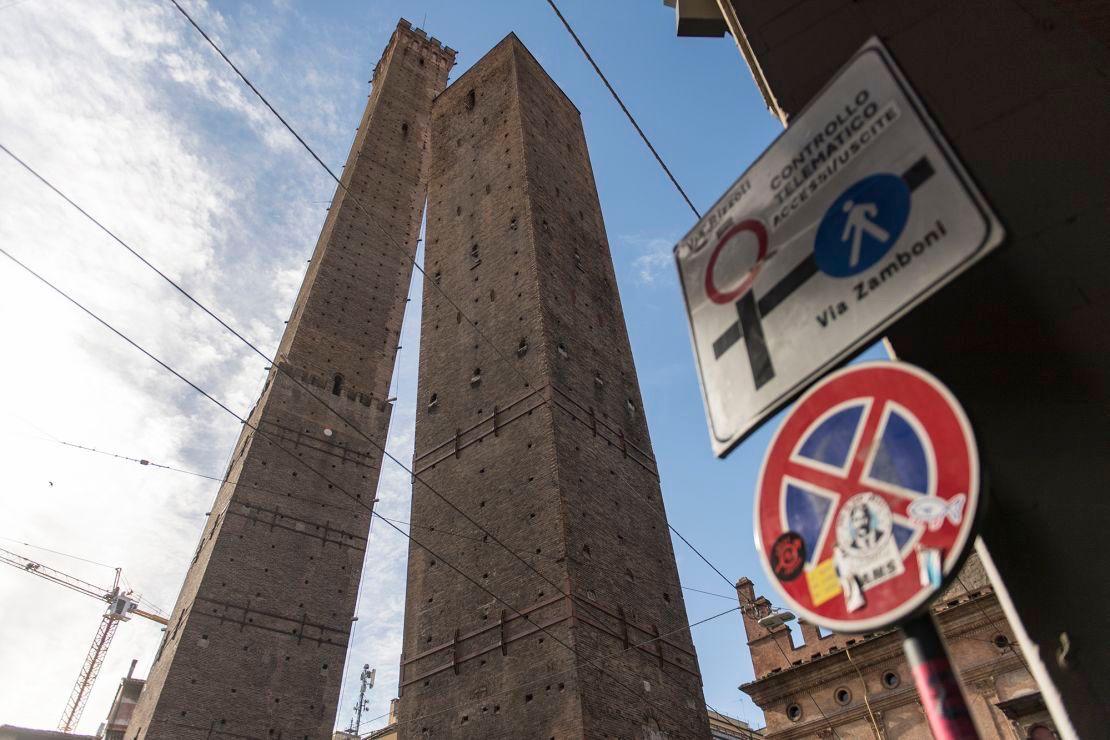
[0,0,407,733]
[623,233,679,285]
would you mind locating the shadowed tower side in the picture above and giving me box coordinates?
[128,21,454,739]
[397,34,710,739]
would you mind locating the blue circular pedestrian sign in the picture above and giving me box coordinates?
[814,173,911,277]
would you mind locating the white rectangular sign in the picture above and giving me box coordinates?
[675,38,1004,457]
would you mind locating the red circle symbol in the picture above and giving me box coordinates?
[754,362,979,632]
[704,219,768,304]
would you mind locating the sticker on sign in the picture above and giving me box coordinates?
[674,38,1004,457]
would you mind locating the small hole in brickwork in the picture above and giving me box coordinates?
[525,694,533,703]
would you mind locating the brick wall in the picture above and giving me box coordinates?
[127,20,453,739]
[738,556,1040,737]
[397,34,710,739]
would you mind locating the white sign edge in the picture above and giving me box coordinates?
[674,36,1006,459]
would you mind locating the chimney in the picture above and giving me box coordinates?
[127,659,138,679]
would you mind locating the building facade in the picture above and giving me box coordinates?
[709,708,764,739]
[127,20,454,739]
[737,555,1053,738]
[396,33,710,739]
[664,2,1110,735]
[98,661,144,739]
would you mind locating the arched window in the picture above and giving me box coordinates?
[465,89,476,111]
[331,374,344,396]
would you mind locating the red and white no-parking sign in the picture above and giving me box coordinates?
[755,362,980,632]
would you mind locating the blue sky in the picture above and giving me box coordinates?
[0,0,886,733]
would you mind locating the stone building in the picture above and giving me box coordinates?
[97,660,144,739]
[709,708,764,739]
[396,33,710,738]
[664,2,1110,735]
[126,20,454,738]
[737,555,1054,738]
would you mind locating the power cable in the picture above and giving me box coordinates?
[10,1,737,716]
[0,248,698,734]
[541,0,701,218]
[0,535,115,571]
[153,3,736,593]
[7,0,740,612]
[164,0,531,392]
[0,120,736,600]
[19,429,736,601]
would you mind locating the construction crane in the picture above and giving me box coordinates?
[0,546,169,733]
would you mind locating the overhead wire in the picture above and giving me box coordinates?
[0,247,700,733]
[156,0,739,597]
[3,1,739,722]
[0,28,740,717]
[20,429,738,602]
[541,0,701,219]
[0,535,115,571]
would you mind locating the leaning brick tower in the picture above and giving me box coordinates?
[128,21,454,739]
[397,34,710,739]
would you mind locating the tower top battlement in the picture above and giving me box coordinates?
[397,18,456,58]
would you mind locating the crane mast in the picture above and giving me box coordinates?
[0,546,168,732]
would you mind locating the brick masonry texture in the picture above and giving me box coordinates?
[396,35,710,739]
[127,21,454,739]
[722,1,1110,734]
[738,555,1045,738]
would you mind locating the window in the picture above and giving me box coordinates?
[470,244,480,262]
[331,374,344,396]
[470,368,481,386]
[401,122,409,138]
[428,393,439,411]
[882,670,900,689]
[465,89,475,111]
[786,703,803,722]
[517,337,529,357]
[834,687,851,706]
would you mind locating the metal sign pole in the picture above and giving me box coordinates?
[901,613,980,739]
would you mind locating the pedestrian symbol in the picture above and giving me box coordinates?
[815,173,910,277]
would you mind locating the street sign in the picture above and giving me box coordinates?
[754,362,979,632]
[675,37,1004,456]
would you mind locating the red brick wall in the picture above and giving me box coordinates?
[397,34,710,739]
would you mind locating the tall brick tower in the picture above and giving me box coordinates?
[397,35,710,739]
[128,21,454,739]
